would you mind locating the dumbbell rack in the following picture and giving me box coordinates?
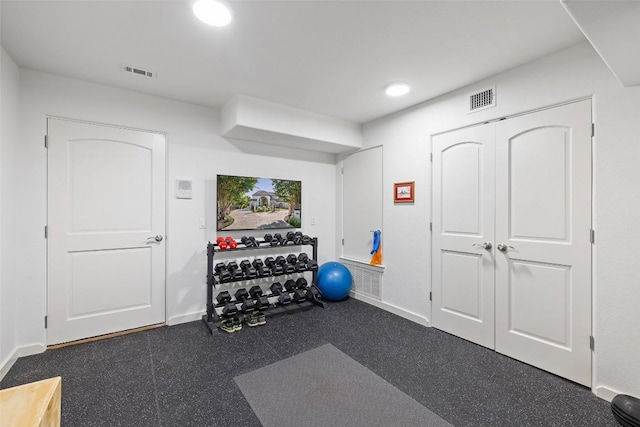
[201,236,327,334]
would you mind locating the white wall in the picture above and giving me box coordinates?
[12,69,337,351]
[0,46,20,375]
[359,41,640,398]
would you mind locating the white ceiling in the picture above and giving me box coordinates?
[1,0,587,124]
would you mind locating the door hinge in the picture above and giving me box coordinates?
[429,222,433,232]
[44,135,48,148]
[341,166,344,175]
[45,315,48,328]
[341,238,344,246]
[44,225,48,239]
[590,335,594,351]
[430,153,433,162]
[429,291,432,301]
[590,229,595,244]
[591,123,595,137]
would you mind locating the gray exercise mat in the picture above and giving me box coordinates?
[234,344,453,427]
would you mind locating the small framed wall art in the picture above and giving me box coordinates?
[394,181,415,203]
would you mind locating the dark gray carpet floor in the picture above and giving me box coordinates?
[0,298,618,427]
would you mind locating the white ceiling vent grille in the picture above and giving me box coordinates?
[468,86,495,113]
[122,64,156,79]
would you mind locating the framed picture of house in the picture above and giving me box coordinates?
[216,174,301,231]
[394,181,414,203]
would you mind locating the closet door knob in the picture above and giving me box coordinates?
[497,244,514,253]
[473,242,492,250]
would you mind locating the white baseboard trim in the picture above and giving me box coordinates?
[0,343,46,382]
[16,343,46,358]
[0,353,17,382]
[350,291,430,327]
[167,310,205,326]
[595,385,623,402]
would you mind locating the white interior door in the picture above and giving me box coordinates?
[494,100,592,386]
[431,124,496,349]
[47,118,166,345]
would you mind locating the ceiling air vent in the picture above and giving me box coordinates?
[122,64,156,79]
[468,86,495,113]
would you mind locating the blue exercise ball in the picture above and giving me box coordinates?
[317,262,353,301]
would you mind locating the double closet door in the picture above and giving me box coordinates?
[431,100,592,386]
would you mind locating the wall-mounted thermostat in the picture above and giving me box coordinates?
[176,180,193,199]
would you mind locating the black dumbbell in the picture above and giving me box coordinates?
[265,257,283,275]
[293,231,303,245]
[275,256,294,273]
[305,285,321,301]
[284,279,297,292]
[301,235,311,245]
[240,260,257,279]
[215,262,232,282]
[295,253,309,271]
[226,261,244,280]
[241,236,258,248]
[215,261,228,273]
[216,290,231,305]
[292,289,306,303]
[222,302,238,318]
[241,299,256,314]
[255,295,270,311]
[278,292,292,305]
[270,282,283,295]
[286,254,298,265]
[295,278,308,289]
[249,285,263,298]
[234,288,249,301]
[273,233,284,246]
[252,259,270,277]
[275,257,288,274]
[307,260,318,271]
[263,234,273,244]
[286,231,295,242]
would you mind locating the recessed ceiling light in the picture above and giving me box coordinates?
[385,83,410,97]
[193,0,232,27]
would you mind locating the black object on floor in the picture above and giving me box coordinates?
[0,298,620,427]
[612,394,640,427]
